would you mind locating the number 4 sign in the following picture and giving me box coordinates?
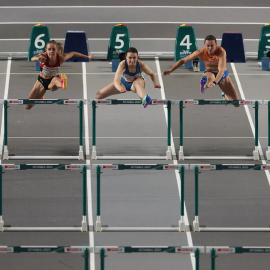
[174,24,198,62]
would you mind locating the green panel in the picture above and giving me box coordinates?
[28,24,51,61]
[107,24,130,60]
[175,24,198,61]
[258,23,270,60]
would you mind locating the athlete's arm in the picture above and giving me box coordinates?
[60,52,94,64]
[140,61,161,88]
[163,49,203,75]
[31,52,47,63]
[114,61,127,92]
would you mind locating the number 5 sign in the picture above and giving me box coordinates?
[107,24,130,60]
[28,24,50,61]
[174,24,198,62]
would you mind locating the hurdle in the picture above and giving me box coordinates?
[98,245,203,270]
[2,99,84,160]
[206,246,270,270]
[94,164,188,232]
[190,164,270,232]
[178,99,262,160]
[0,163,89,232]
[264,100,270,160]
[91,99,174,160]
[0,246,90,270]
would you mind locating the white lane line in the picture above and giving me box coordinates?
[231,63,270,186]
[1,6,270,9]
[0,57,11,161]
[155,56,195,270]
[82,62,95,270]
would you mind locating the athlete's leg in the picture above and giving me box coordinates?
[218,76,240,107]
[95,82,123,99]
[130,78,146,99]
[26,81,46,110]
[204,72,216,88]
[48,76,62,91]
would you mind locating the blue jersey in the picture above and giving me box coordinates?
[120,60,142,90]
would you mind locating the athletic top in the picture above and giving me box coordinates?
[40,53,61,77]
[121,60,142,83]
[201,46,222,72]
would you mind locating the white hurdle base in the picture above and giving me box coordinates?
[183,156,256,160]
[94,156,170,160]
[95,226,182,232]
[2,227,84,232]
[5,156,82,160]
[198,227,270,232]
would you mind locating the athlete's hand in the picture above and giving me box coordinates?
[38,55,46,63]
[163,70,171,76]
[207,82,216,88]
[89,54,94,60]
[155,83,161,88]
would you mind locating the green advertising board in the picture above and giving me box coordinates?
[258,23,270,60]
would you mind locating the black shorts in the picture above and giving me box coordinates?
[37,75,53,90]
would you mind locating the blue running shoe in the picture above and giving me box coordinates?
[142,94,151,108]
[200,76,207,93]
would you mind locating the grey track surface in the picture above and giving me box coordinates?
[1,1,270,270]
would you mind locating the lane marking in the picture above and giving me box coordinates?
[231,63,270,186]
[82,62,95,269]
[155,56,195,270]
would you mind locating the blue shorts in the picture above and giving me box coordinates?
[120,77,133,91]
[204,69,229,84]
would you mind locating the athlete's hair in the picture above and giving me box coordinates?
[204,35,217,43]
[126,47,138,55]
[46,40,64,54]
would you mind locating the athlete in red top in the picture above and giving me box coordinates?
[27,40,94,110]
[163,35,239,104]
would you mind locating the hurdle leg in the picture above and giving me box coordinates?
[166,101,172,160]
[253,101,260,160]
[179,166,186,231]
[266,101,270,160]
[178,101,185,160]
[3,100,9,160]
[96,166,102,231]
[81,166,88,232]
[84,248,90,270]
[193,166,200,232]
[91,101,97,160]
[79,100,84,160]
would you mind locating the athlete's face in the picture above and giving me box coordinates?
[204,40,217,55]
[46,44,57,58]
[126,52,138,66]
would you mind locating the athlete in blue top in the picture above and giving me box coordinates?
[95,47,161,108]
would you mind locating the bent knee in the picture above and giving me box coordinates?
[26,104,34,110]
[95,91,102,99]
[133,78,144,87]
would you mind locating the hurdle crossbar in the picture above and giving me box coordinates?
[98,245,203,270]
[2,99,85,160]
[179,99,262,160]
[207,246,270,270]
[94,164,188,232]
[91,99,174,160]
[0,164,89,232]
[191,164,270,232]
[0,246,90,270]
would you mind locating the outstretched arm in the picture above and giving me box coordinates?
[163,49,203,75]
[140,61,161,88]
[61,52,94,63]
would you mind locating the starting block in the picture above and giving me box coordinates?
[258,23,270,60]
[262,57,270,71]
[175,24,198,62]
[107,24,130,61]
[28,24,50,71]
[64,31,89,62]
[221,32,246,62]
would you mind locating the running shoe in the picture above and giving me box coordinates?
[142,94,152,108]
[41,96,45,100]
[221,92,226,100]
[60,73,67,90]
[200,76,207,93]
